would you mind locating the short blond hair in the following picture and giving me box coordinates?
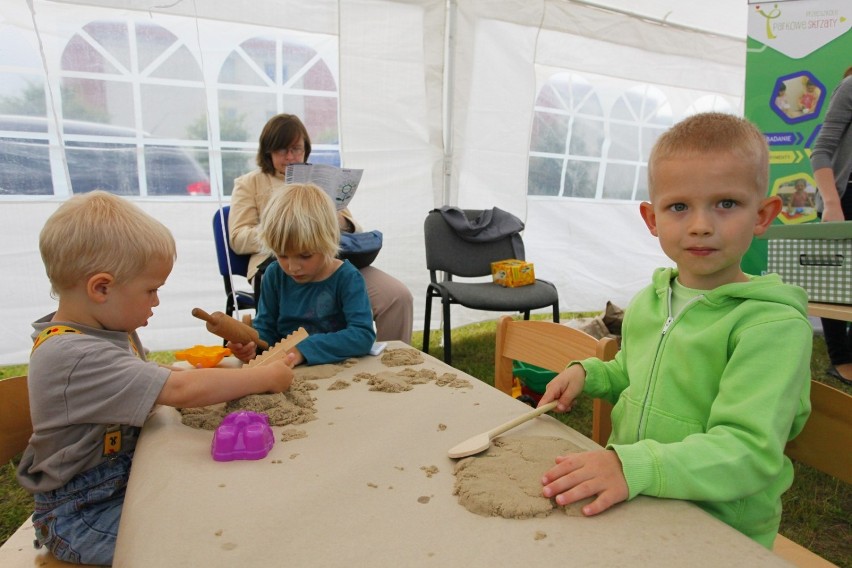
[648,112,768,197]
[259,183,340,259]
[40,191,176,292]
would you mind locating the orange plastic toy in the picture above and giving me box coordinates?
[175,345,232,368]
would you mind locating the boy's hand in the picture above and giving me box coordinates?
[537,365,586,412]
[541,450,628,516]
[227,340,257,363]
[261,357,295,393]
[288,347,305,367]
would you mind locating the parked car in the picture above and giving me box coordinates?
[0,115,210,196]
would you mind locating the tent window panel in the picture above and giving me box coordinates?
[566,117,604,158]
[0,138,52,195]
[134,22,194,79]
[602,163,640,201]
[576,89,603,115]
[608,122,638,161]
[528,72,606,200]
[219,51,270,86]
[534,84,564,110]
[218,34,339,161]
[641,125,667,161]
[241,38,279,83]
[0,24,43,68]
[144,146,210,197]
[281,44,336,92]
[530,111,567,154]
[611,91,642,121]
[65,142,140,196]
[215,109,251,145]
[0,74,47,117]
[611,86,672,125]
[61,78,132,126]
[218,92,277,143]
[301,96,339,144]
[636,165,649,201]
[563,160,598,199]
[141,84,206,139]
[147,45,203,82]
[62,26,126,74]
[221,149,255,196]
[527,157,562,196]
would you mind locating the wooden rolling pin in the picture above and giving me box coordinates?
[191,308,269,350]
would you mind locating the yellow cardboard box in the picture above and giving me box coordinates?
[491,259,535,287]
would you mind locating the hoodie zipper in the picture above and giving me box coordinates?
[635,287,704,440]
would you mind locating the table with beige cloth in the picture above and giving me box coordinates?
[114,341,788,567]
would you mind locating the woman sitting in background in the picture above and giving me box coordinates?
[229,114,413,344]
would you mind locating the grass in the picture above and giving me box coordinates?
[1,314,850,566]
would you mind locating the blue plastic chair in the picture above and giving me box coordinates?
[212,206,256,318]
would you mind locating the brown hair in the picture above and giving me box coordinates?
[648,112,768,197]
[255,114,312,175]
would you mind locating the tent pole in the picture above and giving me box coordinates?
[441,0,455,207]
[437,0,457,348]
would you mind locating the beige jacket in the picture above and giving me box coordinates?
[229,168,360,279]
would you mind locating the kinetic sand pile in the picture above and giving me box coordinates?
[453,436,591,519]
[179,349,469,430]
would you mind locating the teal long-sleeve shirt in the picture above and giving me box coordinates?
[581,268,812,549]
[254,259,375,364]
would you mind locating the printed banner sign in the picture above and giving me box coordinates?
[743,0,851,274]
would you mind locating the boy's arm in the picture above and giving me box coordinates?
[156,358,294,408]
[296,269,376,364]
[539,335,631,412]
[612,316,812,502]
[579,349,631,404]
[538,363,587,412]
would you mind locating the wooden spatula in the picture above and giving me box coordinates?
[447,401,558,459]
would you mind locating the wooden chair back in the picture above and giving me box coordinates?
[494,316,618,445]
[0,376,101,567]
[785,379,852,484]
[0,375,31,465]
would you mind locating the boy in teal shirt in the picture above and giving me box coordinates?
[539,113,812,548]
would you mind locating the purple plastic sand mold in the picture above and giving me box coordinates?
[211,411,274,462]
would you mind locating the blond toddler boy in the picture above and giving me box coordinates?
[17,191,294,565]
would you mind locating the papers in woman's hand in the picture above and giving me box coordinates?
[285,163,363,210]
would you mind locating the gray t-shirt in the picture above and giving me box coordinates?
[17,314,171,493]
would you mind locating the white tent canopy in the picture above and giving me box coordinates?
[0,0,747,364]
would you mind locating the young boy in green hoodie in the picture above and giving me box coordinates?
[538,112,812,549]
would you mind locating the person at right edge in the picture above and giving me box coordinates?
[810,65,852,386]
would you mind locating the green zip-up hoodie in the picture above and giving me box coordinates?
[581,267,812,548]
